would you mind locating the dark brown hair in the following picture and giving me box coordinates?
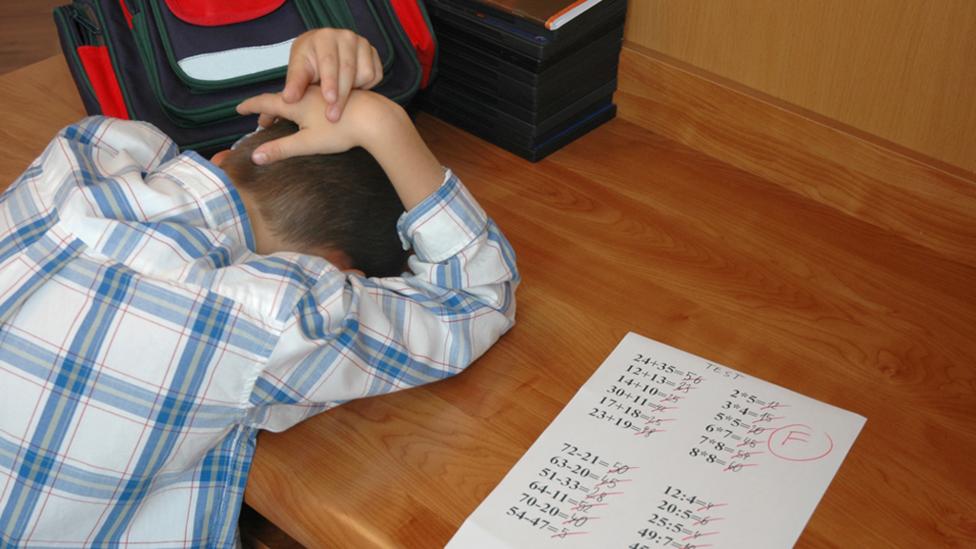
[222,120,409,277]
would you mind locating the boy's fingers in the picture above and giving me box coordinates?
[237,93,274,115]
[283,54,315,103]
[257,113,276,128]
[237,93,296,121]
[251,132,318,165]
[331,40,357,121]
[369,47,383,89]
[316,45,340,106]
[236,93,279,115]
[353,40,376,89]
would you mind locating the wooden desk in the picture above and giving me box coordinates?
[2,56,974,548]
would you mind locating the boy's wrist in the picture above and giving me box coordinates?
[354,94,411,152]
[354,97,444,211]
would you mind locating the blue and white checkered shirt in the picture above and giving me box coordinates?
[0,117,518,547]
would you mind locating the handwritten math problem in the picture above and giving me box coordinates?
[447,333,865,548]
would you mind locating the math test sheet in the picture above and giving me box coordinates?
[447,333,865,548]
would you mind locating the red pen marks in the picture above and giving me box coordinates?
[585,491,624,501]
[768,424,835,462]
[696,502,728,513]
[551,530,590,539]
[682,531,720,541]
[608,465,638,475]
[561,515,601,525]
[569,501,606,513]
[737,438,768,448]
[693,516,725,527]
[593,478,632,489]
[634,427,665,437]
[724,462,759,472]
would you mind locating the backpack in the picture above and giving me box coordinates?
[54,0,437,155]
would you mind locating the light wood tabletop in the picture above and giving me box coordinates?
[1,56,974,548]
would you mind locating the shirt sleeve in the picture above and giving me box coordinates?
[5,116,179,216]
[55,116,179,174]
[248,171,519,431]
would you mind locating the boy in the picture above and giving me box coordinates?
[0,32,518,547]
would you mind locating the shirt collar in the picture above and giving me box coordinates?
[175,150,258,253]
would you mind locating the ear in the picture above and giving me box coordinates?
[210,149,231,166]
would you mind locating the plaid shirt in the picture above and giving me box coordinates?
[0,117,518,547]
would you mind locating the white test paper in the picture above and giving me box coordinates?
[447,333,866,549]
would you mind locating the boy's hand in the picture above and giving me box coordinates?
[282,29,384,122]
[237,86,393,164]
[239,86,443,212]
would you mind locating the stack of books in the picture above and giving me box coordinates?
[422,0,627,161]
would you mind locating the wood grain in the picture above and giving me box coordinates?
[616,45,976,271]
[0,56,85,184]
[1,58,974,548]
[0,0,64,75]
[240,505,303,549]
[624,0,976,174]
[248,110,976,546]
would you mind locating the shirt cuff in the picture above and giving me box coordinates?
[396,169,488,264]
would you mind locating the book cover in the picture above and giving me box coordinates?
[473,0,604,30]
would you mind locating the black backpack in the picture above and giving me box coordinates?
[54,0,437,155]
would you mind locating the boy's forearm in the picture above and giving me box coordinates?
[359,100,444,211]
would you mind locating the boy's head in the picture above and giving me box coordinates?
[215,120,409,277]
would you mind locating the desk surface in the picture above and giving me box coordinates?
[1,56,974,548]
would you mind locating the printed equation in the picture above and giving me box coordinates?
[589,353,708,439]
[628,485,728,549]
[503,441,635,540]
[446,333,866,549]
[691,388,836,472]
